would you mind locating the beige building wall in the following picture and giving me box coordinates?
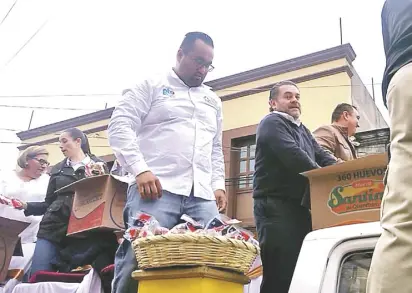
[222,71,352,132]
[214,59,347,96]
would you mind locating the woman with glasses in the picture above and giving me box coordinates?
[14,128,115,278]
[0,146,50,291]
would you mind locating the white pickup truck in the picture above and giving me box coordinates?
[290,221,380,293]
[245,221,381,293]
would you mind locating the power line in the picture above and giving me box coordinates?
[0,127,23,132]
[0,128,110,138]
[0,93,118,98]
[0,82,383,99]
[0,0,18,27]
[3,19,48,68]
[0,104,101,111]
[0,140,111,148]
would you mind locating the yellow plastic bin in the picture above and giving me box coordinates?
[132,266,250,293]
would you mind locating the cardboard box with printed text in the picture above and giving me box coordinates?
[57,174,128,236]
[0,217,29,282]
[302,154,388,230]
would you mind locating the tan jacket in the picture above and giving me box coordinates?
[313,124,357,161]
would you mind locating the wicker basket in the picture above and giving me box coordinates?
[132,234,260,274]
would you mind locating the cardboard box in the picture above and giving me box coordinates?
[302,154,388,230]
[0,217,29,282]
[59,174,128,236]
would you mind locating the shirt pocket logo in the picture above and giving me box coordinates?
[203,95,218,108]
[162,87,175,97]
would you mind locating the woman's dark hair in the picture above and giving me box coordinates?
[63,128,91,155]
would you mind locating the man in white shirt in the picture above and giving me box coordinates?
[108,31,226,293]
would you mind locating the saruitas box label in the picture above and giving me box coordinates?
[303,154,388,230]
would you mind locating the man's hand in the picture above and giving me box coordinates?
[214,189,227,213]
[136,171,162,200]
[113,230,125,244]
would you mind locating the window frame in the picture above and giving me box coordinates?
[319,236,378,293]
[235,137,256,191]
[336,250,373,293]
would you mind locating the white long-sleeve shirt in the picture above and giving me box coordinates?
[108,70,225,201]
[0,171,49,243]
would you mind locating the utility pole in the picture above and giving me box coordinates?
[371,77,380,127]
[27,110,34,130]
[339,17,343,45]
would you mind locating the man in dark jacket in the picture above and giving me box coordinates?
[367,1,412,292]
[253,80,336,293]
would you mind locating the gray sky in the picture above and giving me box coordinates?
[0,0,388,171]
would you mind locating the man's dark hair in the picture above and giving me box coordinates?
[180,32,214,53]
[331,103,358,123]
[268,80,298,112]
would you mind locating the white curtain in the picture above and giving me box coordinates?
[10,269,103,293]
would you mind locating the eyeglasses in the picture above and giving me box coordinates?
[190,56,215,72]
[32,158,50,167]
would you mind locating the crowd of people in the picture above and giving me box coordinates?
[2,1,412,292]
[0,31,367,293]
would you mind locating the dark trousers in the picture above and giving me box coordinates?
[254,197,312,293]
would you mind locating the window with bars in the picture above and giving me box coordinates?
[237,140,256,190]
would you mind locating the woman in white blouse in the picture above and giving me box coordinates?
[0,146,50,291]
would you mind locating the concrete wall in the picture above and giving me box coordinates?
[350,66,388,132]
